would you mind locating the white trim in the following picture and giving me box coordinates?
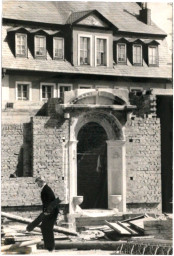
[95,85,108,89]
[114,86,128,90]
[34,35,46,58]
[151,88,173,96]
[78,84,93,89]
[78,34,92,66]
[95,35,109,67]
[40,83,56,101]
[132,44,142,65]
[130,87,143,92]
[117,43,127,63]
[15,33,27,57]
[53,37,64,59]
[15,81,32,101]
[58,83,73,98]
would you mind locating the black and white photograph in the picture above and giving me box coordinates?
[1,1,173,254]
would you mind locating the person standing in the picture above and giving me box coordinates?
[35,177,59,252]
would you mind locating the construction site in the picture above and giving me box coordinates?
[1,1,173,254]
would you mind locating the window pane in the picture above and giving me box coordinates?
[80,37,90,65]
[118,44,126,62]
[35,36,46,56]
[16,34,27,56]
[97,39,106,65]
[17,84,29,100]
[54,38,63,59]
[133,45,142,64]
[149,47,157,64]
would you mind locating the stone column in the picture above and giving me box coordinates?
[107,140,126,212]
[68,140,78,213]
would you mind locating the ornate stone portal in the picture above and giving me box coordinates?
[60,89,135,213]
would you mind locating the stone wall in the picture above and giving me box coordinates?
[32,116,69,202]
[126,115,161,213]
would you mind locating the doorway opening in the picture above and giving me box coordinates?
[156,95,173,213]
[77,122,108,209]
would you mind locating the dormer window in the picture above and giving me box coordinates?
[35,35,46,57]
[117,43,127,64]
[53,37,64,59]
[15,33,27,57]
[148,45,158,66]
[133,44,142,65]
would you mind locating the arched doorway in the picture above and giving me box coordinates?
[77,122,108,209]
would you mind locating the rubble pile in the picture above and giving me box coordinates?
[1,212,173,255]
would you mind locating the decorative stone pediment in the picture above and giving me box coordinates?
[77,14,108,27]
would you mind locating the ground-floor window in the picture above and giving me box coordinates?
[58,84,72,99]
[40,83,56,100]
[15,82,31,100]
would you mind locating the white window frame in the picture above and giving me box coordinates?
[58,83,73,98]
[15,33,27,57]
[132,44,142,65]
[15,81,32,101]
[53,37,64,59]
[117,43,127,64]
[78,84,93,89]
[78,34,92,66]
[40,83,56,101]
[148,45,158,66]
[34,35,46,58]
[95,35,109,67]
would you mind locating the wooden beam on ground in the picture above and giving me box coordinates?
[1,212,78,236]
[1,239,41,252]
[38,240,127,250]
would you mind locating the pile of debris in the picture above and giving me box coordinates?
[1,212,173,255]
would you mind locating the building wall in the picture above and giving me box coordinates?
[2,74,169,103]
[126,115,161,214]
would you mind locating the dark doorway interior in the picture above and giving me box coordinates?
[77,122,108,209]
[157,95,173,213]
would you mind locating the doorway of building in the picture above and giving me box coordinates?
[77,122,108,209]
[156,95,173,213]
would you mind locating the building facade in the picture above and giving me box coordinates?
[2,1,173,220]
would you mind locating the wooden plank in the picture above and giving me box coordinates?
[117,221,139,235]
[121,214,145,223]
[2,212,78,236]
[1,239,41,252]
[105,221,131,235]
[129,216,155,232]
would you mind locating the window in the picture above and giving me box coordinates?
[58,84,73,99]
[53,37,64,59]
[35,35,46,57]
[16,82,31,101]
[80,37,90,65]
[117,43,126,63]
[148,46,158,65]
[96,38,106,66]
[40,83,56,100]
[133,44,142,65]
[15,33,27,57]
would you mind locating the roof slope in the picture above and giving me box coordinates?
[3,1,166,35]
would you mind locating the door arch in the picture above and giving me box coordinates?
[77,122,108,209]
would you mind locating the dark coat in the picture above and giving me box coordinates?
[40,184,58,251]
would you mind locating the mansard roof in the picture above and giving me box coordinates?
[3,1,166,36]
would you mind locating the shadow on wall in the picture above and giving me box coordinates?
[10,123,33,178]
